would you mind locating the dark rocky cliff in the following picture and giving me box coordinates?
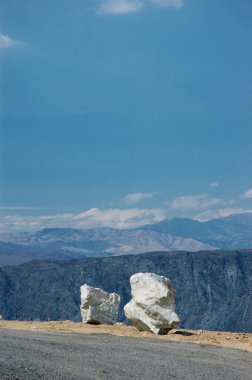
[0,249,251,332]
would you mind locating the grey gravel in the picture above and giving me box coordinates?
[0,329,251,380]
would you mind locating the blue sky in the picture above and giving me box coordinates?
[0,0,252,231]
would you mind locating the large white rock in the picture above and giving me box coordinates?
[80,284,120,325]
[124,272,180,334]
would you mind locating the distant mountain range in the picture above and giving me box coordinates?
[142,212,252,249]
[0,227,214,267]
[0,212,252,267]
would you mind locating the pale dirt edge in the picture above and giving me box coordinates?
[0,320,251,352]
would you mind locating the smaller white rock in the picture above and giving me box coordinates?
[124,272,180,334]
[0,314,3,320]
[80,284,120,325]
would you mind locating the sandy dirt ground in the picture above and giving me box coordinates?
[0,319,251,352]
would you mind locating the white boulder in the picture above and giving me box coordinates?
[124,272,180,334]
[80,284,120,325]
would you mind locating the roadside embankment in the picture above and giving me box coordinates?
[0,320,251,352]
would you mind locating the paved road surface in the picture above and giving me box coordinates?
[0,329,251,379]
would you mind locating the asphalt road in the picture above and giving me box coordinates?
[0,329,251,380]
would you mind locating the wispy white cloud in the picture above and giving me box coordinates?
[97,0,143,15]
[170,194,222,211]
[166,193,250,221]
[96,0,184,15]
[194,208,252,222]
[151,0,184,9]
[240,188,252,199]
[0,207,166,232]
[1,200,251,232]
[72,207,166,228]
[209,182,219,188]
[0,206,53,211]
[0,34,20,49]
[123,192,154,205]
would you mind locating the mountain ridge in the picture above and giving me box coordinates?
[0,227,214,267]
[0,249,251,332]
[1,213,252,267]
[141,213,252,249]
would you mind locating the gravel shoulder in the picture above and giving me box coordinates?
[0,320,251,352]
[0,328,251,380]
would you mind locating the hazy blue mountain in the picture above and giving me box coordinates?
[141,213,252,249]
[0,249,251,332]
[0,240,112,267]
[1,213,252,267]
[0,228,214,267]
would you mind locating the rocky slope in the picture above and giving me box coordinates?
[0,249,251,332]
